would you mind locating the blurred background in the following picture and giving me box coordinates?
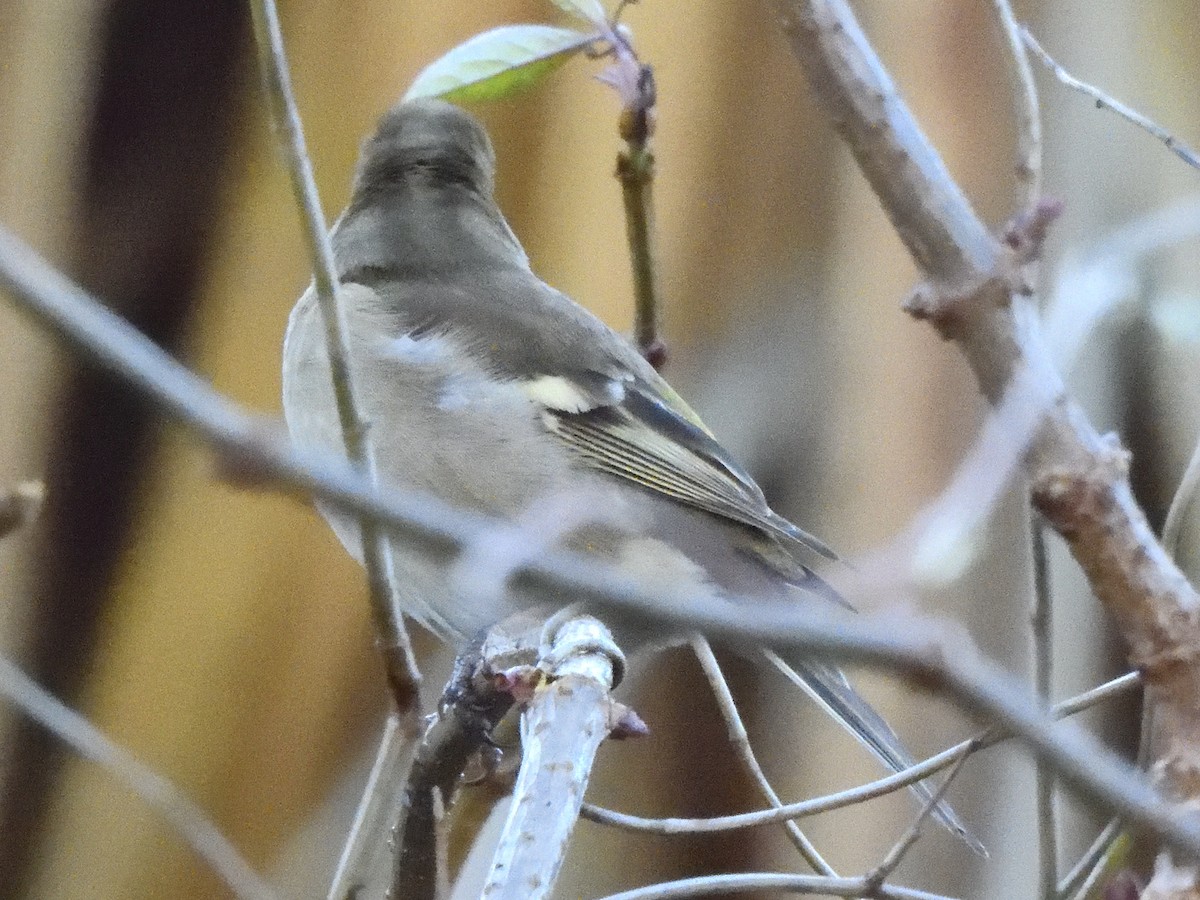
[1,0,1198,896]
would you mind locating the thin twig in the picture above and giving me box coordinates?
[0,653,277,900]
[596,871,957,900]
[580,671,1140,836]
[989,0,1042,206]
[1030,512,1058,900]
[1022,26,1200,174]
[613,62,666,368]
[2,226,1198,862]
[690,637,835,874]
[326,716,406,900]
[864,752,972,896]
[247,0,421,710]
[1057,818,1125,899]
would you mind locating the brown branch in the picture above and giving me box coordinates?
[771,0,1200,891]
[391,626,534,899]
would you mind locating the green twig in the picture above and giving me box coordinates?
[613,62,666,368]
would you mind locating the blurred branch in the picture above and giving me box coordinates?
[1163,439,1200,557]
[247,0,421,711]
[326,716,408,900]
[0,481,44,540]
[1058,820,1127,900]
[483,615,623,899]
[581,670,1139,836]
[3,225,1200,862]
[1030,513,1058,900]
[770,1,1200,891]
[597,871,956,900]
[1022,27,1200,174]
[0,653,277,900]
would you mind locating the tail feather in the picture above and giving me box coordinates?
[764,649,986,855]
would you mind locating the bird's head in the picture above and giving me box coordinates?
[354,98,497,199]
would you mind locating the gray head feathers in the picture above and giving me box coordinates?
[353,98,497,200]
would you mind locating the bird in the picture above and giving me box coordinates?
[282,98,976,849]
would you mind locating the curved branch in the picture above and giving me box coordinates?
[769,5,1200,884]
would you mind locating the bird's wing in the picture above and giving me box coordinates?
[341,268,836,562]
[524,369,839,562]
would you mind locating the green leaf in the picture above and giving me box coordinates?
[548,0,608,27]
[404,25,598,103]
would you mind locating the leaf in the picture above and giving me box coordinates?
[404,25,598,103]
[547,0,608,27]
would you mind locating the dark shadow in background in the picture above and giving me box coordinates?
[0,2,247,893]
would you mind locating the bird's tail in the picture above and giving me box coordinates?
[764,649,986,855]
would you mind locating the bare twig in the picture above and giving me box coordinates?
[1057,819,1126,900]
[691,637,835,875]
[1022,27,1200,174]
[864,752,971,896]
[595,871,956,900]
[770,2,1200,889]
[0,481,44,539]
[1030,512,1058,900]
[989,0,1042,206]
[611,62,667,368]
[0,653,277,900]
[580,671,1139,836]
[326,716,407,900]
[483,616,622,899]
[247,0,421,711]
[2,225,1199,861]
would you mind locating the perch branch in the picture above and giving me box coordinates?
[483,615,623,899]
[391,625,533,899]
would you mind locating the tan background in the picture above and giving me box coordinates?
[1,0,1198,896]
